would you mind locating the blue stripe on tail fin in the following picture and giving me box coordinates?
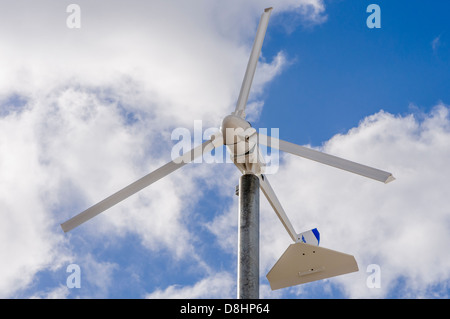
[312,228,320,245]
[296,228,320,246]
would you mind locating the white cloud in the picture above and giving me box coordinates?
[0,104,67,297]
[0,0,327,298]
[30,285,71,299]
[146,271,235,299]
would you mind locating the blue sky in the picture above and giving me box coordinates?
[0,0,449,299]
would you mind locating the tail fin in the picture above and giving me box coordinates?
[266,242,358,290]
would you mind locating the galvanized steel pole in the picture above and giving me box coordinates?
[237,173,260,299]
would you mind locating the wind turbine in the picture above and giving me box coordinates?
[61,7,395,298]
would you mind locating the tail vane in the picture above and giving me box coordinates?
[266,242,358,290]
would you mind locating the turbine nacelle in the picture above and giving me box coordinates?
[221,114,265,175]
[221,114,252,142]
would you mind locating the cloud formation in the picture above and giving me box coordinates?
[146,271,235,299]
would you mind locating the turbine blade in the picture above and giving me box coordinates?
[61,135,223,233]
[259,174,297,242]
[233,7,273,119]
[258,134,395,184]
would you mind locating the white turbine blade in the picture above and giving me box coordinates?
[258,134,395,184]
[61,136,223,233]
[233,7,273,119]
[61,161,185,233]
[259,174,297,242]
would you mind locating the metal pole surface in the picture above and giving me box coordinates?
[237,173,260,299]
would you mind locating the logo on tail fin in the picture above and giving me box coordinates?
[297,228,320,246]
